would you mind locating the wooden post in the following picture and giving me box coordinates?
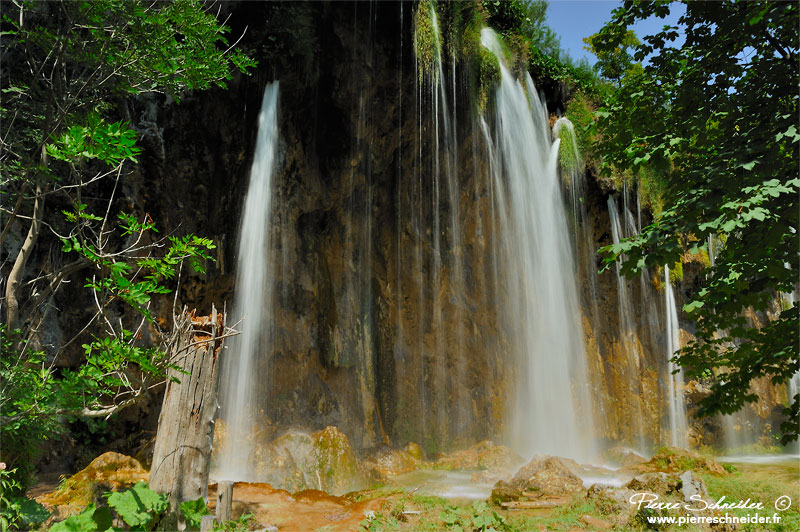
[150,305,226,529]
[215,481,233,524]
[199,515,216,532]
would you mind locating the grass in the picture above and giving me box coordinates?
[700,465,800,532]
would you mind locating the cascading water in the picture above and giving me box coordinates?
[481,29,595,461]
[664,265,688,447]
[607,196,646,450]
[553,117,609,432]
[216,82,280,480]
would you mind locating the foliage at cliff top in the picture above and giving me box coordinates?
[413,0,600,110]
[0,0,252,488]
[481,0,599,94]
[594,0,798,442]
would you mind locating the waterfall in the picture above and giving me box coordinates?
[664,266,688,447]
[481,29,596,461]
[607,196,646,451]
[216,83,280,480]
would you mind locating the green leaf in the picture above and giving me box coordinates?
[49,504,112,532]
[106,482,167,528]
[179,497,209,530]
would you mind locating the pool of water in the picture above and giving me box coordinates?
[391,470,494,501]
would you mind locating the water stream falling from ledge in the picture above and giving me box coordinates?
[481,28,596,462]
[664,265,688,447]
[215,82,280,481]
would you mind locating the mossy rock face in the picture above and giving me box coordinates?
[36,452,149,519]
[261,426,367,495]
[509,456,584,497]
[363,447,421,481]
[404,441,424,461]
[310,426,366,495]
[490,481,522,506]
[635,447,727,476]
[436,440,523,473]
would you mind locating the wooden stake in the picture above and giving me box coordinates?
[216,481,234,524]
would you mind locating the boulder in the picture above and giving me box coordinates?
[490,481,523,506]
[309,426,366,494]
[436,440,523,473]
[363,446,420,480]
[626,472,680,495]
[509,456,584,497]
[404,442,424,461]
[586,484,637,515]
[36,452,149,517]
[607,446,647,468]
[635,447,727,476]
[678,470,708,504]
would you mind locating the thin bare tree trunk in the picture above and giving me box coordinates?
[5,177,44,331]
[150,306,225,530]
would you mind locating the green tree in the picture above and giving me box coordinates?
[0,0,253,485]
[583,29,641,85]
[594,1,798,442]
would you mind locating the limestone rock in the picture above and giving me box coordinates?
[626,472,680,495]
[36,452,149,518]
[363,446,420,480]
[607,446,647,467]
[635,447,727,476]
[586,484,637,515]
[678,470,707,504]
[509,456,584,497]
[437,440,522,473]
[404,442,424,461]
[256,426,368,495]
[490,481,523,506]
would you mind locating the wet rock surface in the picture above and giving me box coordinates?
[36,452,149,519]
[436,440,523,474]
[633,447,728,476]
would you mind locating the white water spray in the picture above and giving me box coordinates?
[481,29,595,461]
[216,83,280,480]
[664,265,688,447]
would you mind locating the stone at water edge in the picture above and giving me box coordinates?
[607,446,647,468]
[404,441,423,460]
[509,456,585,497]
[678,470,708,504]
[436,440,523,472]
[490,482,523,506]
[36,452,149,519]
[586,484,637,515]
[626,472,681,495]
[363,446,421,481]
[634,447,727,476]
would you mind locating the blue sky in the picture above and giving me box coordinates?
[545,0,686,65]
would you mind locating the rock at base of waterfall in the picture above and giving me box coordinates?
[508,456,585,497]
[436,440,523,473]
[678,470,708,504]
[36,452,149,519]
[490,482,524,506]
[586,484,637,515]
[362,446,421,480]
[634,447,727,476]
[626,472,680,495]
[607,446,648,468]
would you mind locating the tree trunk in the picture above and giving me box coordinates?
[5,177,44,331]
[150,306,225,529]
